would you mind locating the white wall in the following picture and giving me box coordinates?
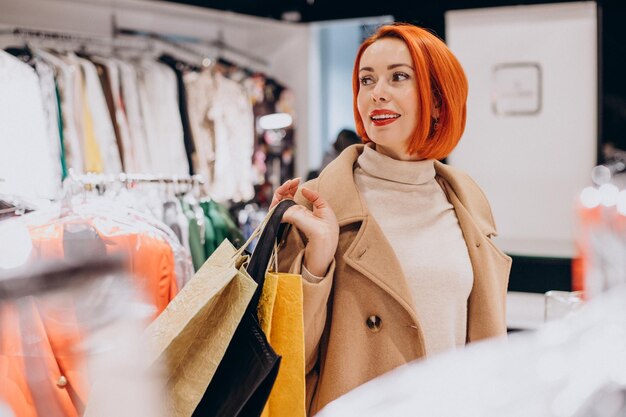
[309,17,392,169]
[320,23,361,152]
[446,2,598,258]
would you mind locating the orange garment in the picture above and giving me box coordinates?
[0,301,83,417]
[29,222,178,315]
[1,222,178,417]
[0,304,37,417]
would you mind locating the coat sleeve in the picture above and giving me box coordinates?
[276,180,335,376]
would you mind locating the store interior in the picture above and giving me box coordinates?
[1,0,625,415]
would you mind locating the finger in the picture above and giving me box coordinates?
[270,178,301,208]
[301,188,329,210]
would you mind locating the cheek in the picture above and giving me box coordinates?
[399,89,419,113]
[357,92,369,124]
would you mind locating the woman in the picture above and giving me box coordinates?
[272,23,512,416]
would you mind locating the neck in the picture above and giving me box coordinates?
[374,143,424,161]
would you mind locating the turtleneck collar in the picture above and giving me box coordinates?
[356,144,436,186]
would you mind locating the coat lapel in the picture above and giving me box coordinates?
[315,146,420,322]
[342,215,420,321]
[437,178,511,341]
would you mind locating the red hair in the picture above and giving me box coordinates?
[352,23,468,160]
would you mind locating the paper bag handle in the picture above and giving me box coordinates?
[245,199,296,312]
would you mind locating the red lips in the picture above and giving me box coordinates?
[369,109,400,127]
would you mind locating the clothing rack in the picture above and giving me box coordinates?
[114,26,268,67]
[0,27,150,52]
[69,172,206,187]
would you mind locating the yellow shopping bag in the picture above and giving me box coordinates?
[258,269,306,417]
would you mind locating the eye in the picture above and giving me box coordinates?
[360,76,374,86]
[392,72,410,82]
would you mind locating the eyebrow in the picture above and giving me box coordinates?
[359,64,415,72]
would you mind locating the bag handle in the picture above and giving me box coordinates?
[231,201,281,261]
[246,199,296,311]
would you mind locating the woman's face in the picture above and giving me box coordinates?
[357,37,419,161]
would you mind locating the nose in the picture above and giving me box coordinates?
[370,80,389,103]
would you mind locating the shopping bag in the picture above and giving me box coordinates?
[142,239,257,417]
[258,271,306,417]
[193,199,297,417]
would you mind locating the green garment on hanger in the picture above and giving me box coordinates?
[203,212,218,260]
[54,81,68,180]
[181,199,206,271]
[199,200,245,258]
[214,202,244,248]
[201,200,231,255]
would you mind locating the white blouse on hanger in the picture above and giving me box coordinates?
[33,58,63,184]
[0,50,61,199]
[115,58,153,174]
[136,59,189,177]
[37,48,84,174]
[209,73,255,202]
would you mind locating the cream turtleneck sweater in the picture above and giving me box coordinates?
[353,145,473,356]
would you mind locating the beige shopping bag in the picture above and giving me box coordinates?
[144,239,257,417]
[85,206,282,417]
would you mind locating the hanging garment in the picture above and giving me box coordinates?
[0,301,86,417]
[60,53,103,174]
[116,58,152,173]
[201,200,229,250]
[36,49,84,174]
[0,50,61,200]
[79,71,104,174]
[208,73,255,202]
[93,60,125,171]
[33,58,64,184]
[136,59,189,176]
[181,198,206,271]
[0,304,39,417]
[158,55,196,176]
[29,221,179,317]
[54,81,69,180]
[0,256,159,417]
[214,201,245,247]
[184,70,216,191]
[61,53,91,172]
[99,58,136,173]
[76,56,122,174]
[175,198,192,261]
[163,200,184,244]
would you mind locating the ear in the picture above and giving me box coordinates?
[431,90,442,120]
[432,105,440,120]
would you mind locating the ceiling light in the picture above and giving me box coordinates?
[281,11,301,22]
[259,113,293,130]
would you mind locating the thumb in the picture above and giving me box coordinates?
[301,188,330,211]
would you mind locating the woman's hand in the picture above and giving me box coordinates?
[271,178,339,277]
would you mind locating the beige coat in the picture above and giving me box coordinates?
[277,145,512,416]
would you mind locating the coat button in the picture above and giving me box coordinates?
[366,315,382,332]
[57,375,68,388]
